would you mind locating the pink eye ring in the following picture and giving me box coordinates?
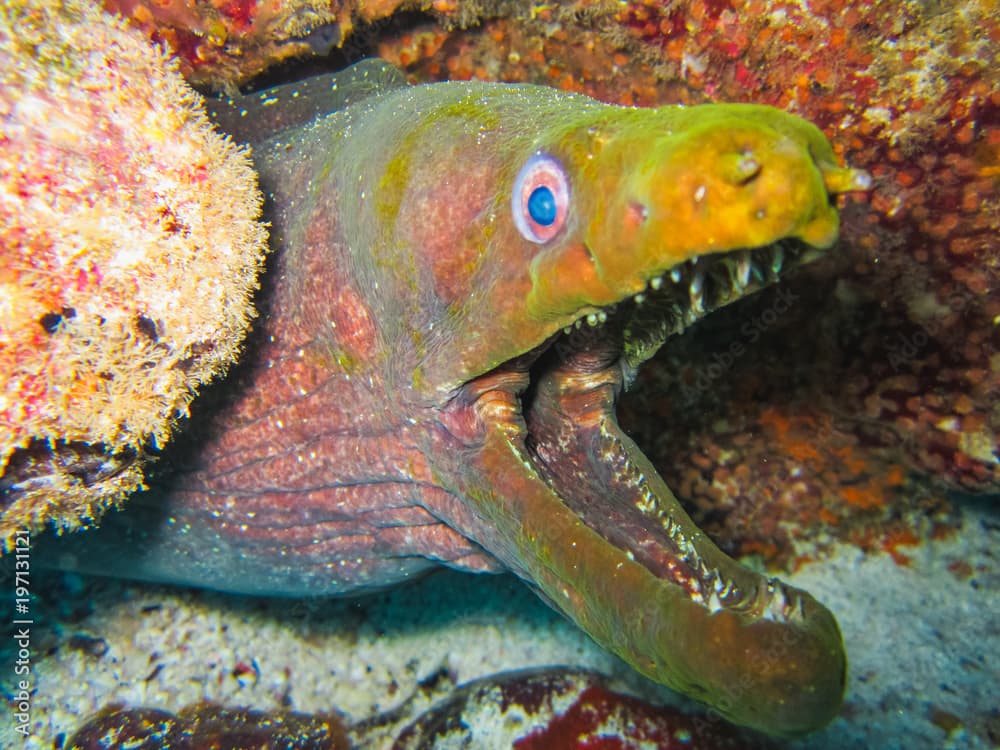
[512,152,570,244]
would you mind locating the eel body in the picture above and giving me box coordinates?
[49,60,870,736]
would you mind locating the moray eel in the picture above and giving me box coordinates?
[50,60,871,736]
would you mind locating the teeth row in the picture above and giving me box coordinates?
[639,246,787,306]
[563,309,610,333]
[563,245,789,335]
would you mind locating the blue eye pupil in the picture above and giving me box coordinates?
[527,186,557,226]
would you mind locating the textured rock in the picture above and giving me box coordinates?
[66,704,349,749]
[392,668,774,749]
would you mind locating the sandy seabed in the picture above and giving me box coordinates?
[1,497,997,750]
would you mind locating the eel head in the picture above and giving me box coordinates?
[410,102,869,736]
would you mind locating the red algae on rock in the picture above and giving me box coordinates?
[0,0,268,548]
[103,0,349,87]
[392,668,774,750]
[102,0,438,87]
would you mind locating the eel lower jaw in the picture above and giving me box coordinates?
[440,240,846,735]
[539,353,846,734]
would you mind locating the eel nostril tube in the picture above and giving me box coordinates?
[821,164,873,194]
[721,151,763,185]
[735,154,762,183]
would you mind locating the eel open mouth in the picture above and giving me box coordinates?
[524,241,811,611]
[444,238,847,737]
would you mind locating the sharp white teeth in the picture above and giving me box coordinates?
[690,288,704,314]
[670,267,682,283]
[736,252,752,289]
[689,269,705,314]
[770,246,784,275]
[650,276,663,290]
[563,326,572,334]
[587,313,599,326]
[574,318,583,329]
[634,292,646,304]
[706,590,723,614]
[689,271,703,296]
[585,311,608,327]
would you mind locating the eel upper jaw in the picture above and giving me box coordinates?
[577,238,817,378]
[434,238,846,736]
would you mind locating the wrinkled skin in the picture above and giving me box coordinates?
[47,61,869,736]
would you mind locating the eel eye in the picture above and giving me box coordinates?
[512,153,570,244]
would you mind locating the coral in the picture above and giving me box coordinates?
[369,0,1000,566]
[0,0,268,548]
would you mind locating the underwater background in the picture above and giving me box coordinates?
[2,0,998,747]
